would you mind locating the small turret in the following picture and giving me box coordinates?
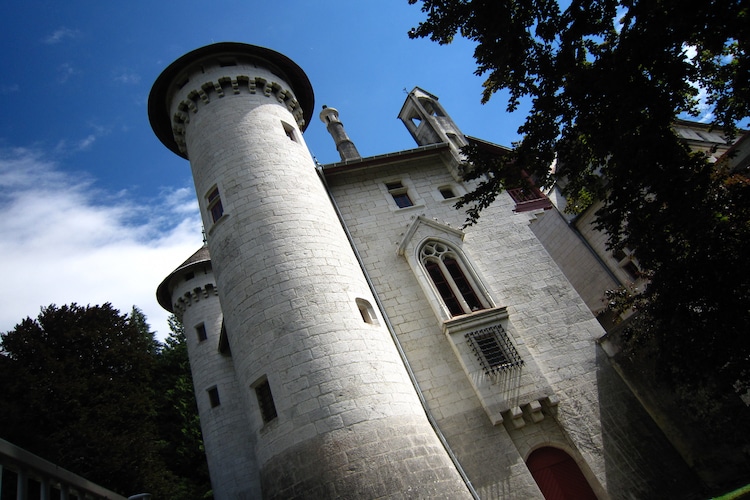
[156,245,260,498]
[320,105,361,161]
[398,87,468,180]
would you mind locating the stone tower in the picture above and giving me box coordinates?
[149,43,472,499]
[156,246,260,498]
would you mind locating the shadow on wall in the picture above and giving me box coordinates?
[596,345,705,499]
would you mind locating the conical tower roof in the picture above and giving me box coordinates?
[156,245,211,312]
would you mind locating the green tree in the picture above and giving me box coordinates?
[408,0,750,392]
[154,315,212,499]
[0,304,180,496]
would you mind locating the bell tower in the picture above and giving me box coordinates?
[398,87,468,150]
[150,43,472,498]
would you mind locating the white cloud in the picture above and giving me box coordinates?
[0,84,19,95]
[113,71,141,85]
[0,149,203,341]
[53,124,112,155]
[76,134,97,151]
[57,63,76,83]
[43,27,80,45]
[681,44,716,124]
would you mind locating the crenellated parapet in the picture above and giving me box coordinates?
[171,75,305,155]
[172,283,219,320]
[149,43,314,161]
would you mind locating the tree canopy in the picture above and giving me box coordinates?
[0,304,210,498]
[408,0,750,393]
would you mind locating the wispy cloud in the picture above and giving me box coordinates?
[0,84,19,95]
[54,123,112,154]
[57,63,76,83]
[76,134,97,151]
[113,71,141,85]
[0,148,202,340]
[43,27,81,45]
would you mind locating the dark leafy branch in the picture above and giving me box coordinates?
[409,0,750,392]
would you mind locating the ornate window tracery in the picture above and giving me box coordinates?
[420,240,488,317]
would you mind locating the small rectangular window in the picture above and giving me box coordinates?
[255,378,278,423]
[612,248,628,261]
[196,323,208,342]
[207,186,224,223]
[282,122,297,142]
[439,187,456,199]
[208,386,221,408]
[613,247,640,280]
[184,271,195,281]
[386,181,413,208]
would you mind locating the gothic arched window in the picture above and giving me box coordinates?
[420,240,488,317]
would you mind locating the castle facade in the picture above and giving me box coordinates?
[152,43,698,499]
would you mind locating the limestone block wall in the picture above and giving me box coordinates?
[152,45,473,499]
[325,150,673,499]
[529,206,619,315]
[571,199,648,294]
[168,261,260,499]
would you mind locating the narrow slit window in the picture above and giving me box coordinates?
[207,186,224,223]
[218,320,231,355]
[356,298,378,325]
[255,378,278,423]
[196,323,208,342]
[282,122,297,142]
[386,181,413,208]
[208,386,221,408]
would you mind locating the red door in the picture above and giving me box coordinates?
[527,447,598,500]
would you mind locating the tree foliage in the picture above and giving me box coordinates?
[0,304,211,498]
[154,315,212,499]
[408,0,750,392]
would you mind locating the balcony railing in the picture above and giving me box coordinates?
[0,438,127,500]
[507,187,553,212]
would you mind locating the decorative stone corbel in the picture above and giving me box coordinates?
[506,406,525,429]
[524,400,545,423]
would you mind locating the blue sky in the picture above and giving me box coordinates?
[0,1,530,339]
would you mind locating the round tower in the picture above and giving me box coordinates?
[156,246,261,498]
[149,43,472,498]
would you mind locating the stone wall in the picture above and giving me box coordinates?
[326,150,700,498]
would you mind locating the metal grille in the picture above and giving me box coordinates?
[465,325,524,374]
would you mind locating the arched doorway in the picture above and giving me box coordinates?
[527,447,597,500]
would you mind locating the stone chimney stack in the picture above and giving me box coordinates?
[320,105,361,161]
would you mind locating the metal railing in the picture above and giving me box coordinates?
[0,438,127,500]
[507,187,554,212]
